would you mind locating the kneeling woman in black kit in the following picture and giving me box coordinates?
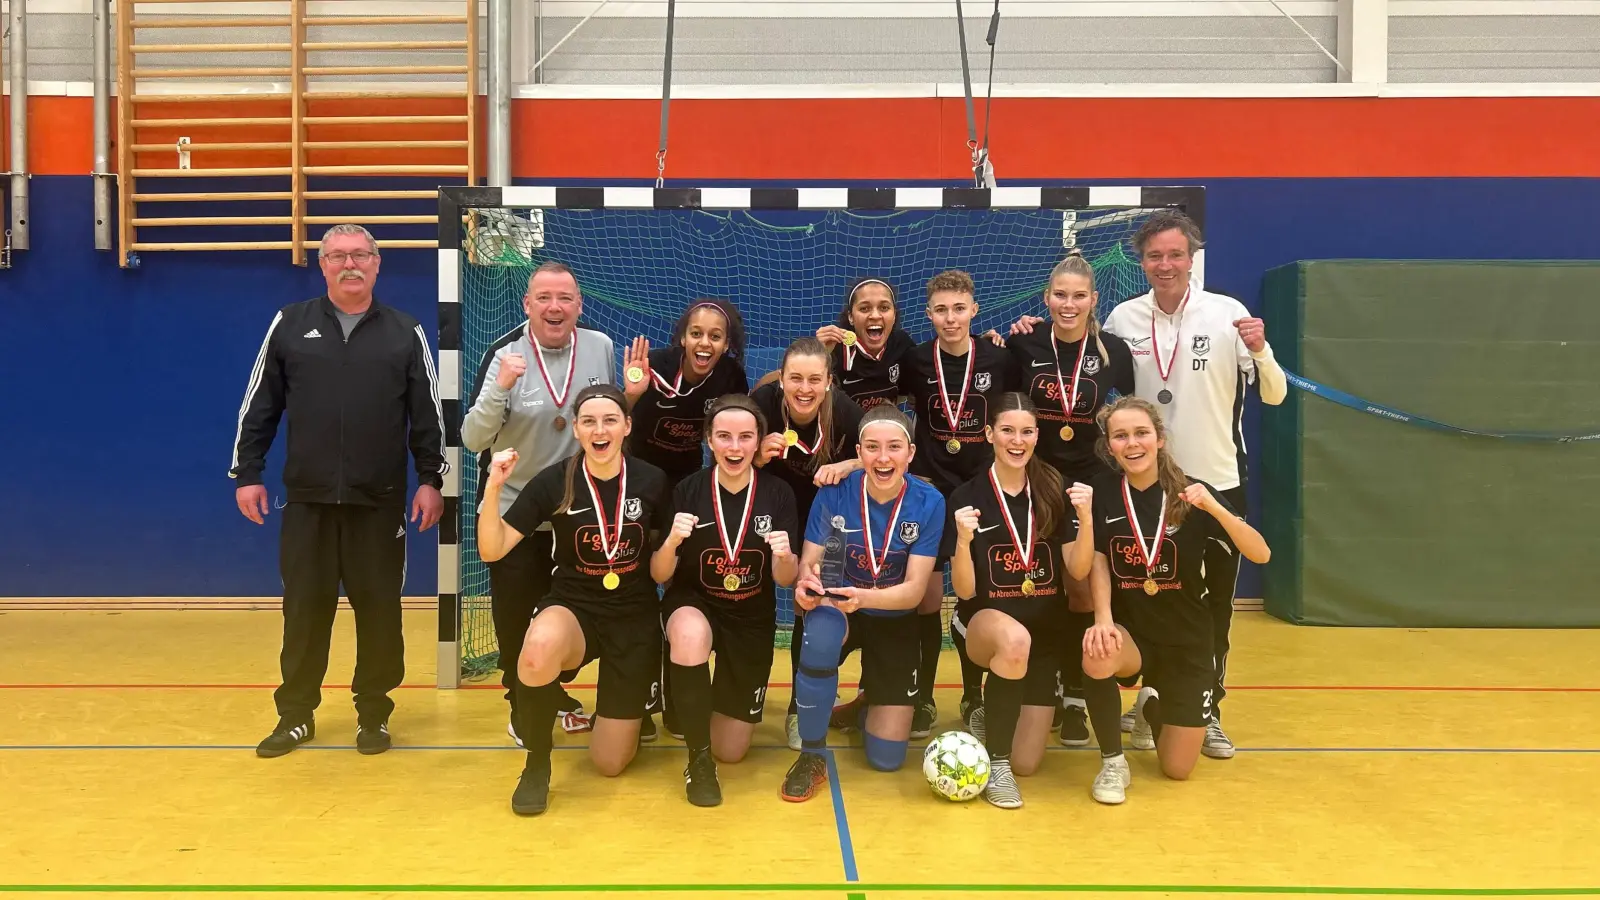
[945,394,1095,809]
[650,395,801,808]
[1079,396,1269,801]
[478,384,673,816]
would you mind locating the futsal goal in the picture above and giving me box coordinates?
[434,184,1205,688]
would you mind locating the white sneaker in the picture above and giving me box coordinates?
[1129,687,1155,751]
[983,758,1023,809]
[785,713,802,751]
[507,719,524,749]
[1120,708,1136,733]
[1203,720,1236,759]
[965,706,987,745]
[1091,754,1132,805]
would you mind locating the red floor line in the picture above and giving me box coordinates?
[1,683,1598,692]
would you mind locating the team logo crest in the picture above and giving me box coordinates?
[974,372,992,392]
[588,375,601,385]
[704,397,716,413]
[1191,335,1211,357]
[624,498,643,521]
[1083,355,1102,375]
[753,515,772,536]
[888,363,901,382]
[899,521,920,544]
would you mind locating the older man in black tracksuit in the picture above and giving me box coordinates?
[231,224,448,758]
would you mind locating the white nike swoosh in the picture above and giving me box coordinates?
[519,386,541,397]
[976,523,1001,533]
[567,507,591,516]
[925,378,940,385]
[1105,515,1125,524]
[694,521,715,529]
[1031,361,1052,367]
[842,378,864,385]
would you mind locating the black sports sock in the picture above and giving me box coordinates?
[515,680,561,772]
[787,613,805,715]
[917,612,943,707]
[1084,674,1124,757]
[1143,693,1164,744]
[669,661,714,753]
[957,637,985,708]
[983,673,1024,761]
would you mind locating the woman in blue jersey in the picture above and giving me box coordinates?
[779,405,946,802]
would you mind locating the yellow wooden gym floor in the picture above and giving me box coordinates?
[2,609,1598,900]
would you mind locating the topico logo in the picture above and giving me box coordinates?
[1191,335,1211,357]
[624,498,643,521]
[888,363,901,382]
[753,515,772,536]
[974,372,992,392]
[1083,355,1102,375]
[899,521,920,544]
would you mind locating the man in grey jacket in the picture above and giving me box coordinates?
[463,261,616,746]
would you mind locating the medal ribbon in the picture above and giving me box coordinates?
[582,457,628,566]
[987,466,1035,571]
[712,471,757,573]
[859,474,908,582]
[781,403,823,458]
[935,339,976,437]
[1149,283,1191,388]
[533,331,579,407]
[1050,331,1090,423]
[649,351,708,399]
[1120,476,1167,578]
[843,339,884,373]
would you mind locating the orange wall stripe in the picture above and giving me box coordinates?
[13,95,1600,178]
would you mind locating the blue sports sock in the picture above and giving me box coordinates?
[794,606,847,750]
[863,730,908,772]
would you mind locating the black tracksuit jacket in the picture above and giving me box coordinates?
[230,295,449,506]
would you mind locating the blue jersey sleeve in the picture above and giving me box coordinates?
[908,486,945,558]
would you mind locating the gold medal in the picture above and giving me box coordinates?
[1020,578,1035,596]
[1059,425,1074,441]
[723,573,741,592]
[1143,578,1159,596]
[946,438,962,455]
[603,572,620,591]
[841,330,857,347]
[783,429,799,447]
[625,366,644,383]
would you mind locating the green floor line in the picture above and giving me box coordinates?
[1,885,1598,896]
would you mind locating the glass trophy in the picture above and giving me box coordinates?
[819,515,850,601]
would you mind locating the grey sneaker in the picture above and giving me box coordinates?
[1203,720,1236,759]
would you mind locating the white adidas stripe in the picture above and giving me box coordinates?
[230,312,283,477]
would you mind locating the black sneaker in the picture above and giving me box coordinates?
[780,751,829,803]
[255,718,314,758]
[356,722,392,755]
[512,765,551,816]
[639,715,659,743]
[684,748,722,807]
[910,701,937,739]
[1058,705,1090,747]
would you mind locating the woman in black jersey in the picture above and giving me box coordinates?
[1000,251,1135,746]
[620,297,750,484]
[865,269,1017,739]
[478,384,674,817]
[1079,396,1269,802]
[650,395,801,807]
[749,336,864,749]
[815,276,916,412]
[945,393,1093,809]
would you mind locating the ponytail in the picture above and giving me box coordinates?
[989,392,1066,538]
[1049,249,1109,362]
[1094,395,1192,528]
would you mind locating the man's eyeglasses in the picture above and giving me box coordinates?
[323,250,377,265]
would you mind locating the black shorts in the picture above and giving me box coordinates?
[840,611,921,708]
[543,599,663,720]
[1125,628,1214,728]
[662,593,777,724]
[949,603,1064,707]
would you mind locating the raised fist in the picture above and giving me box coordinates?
[496,352,528,390]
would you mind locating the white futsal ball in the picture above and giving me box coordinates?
[922,730,990,801]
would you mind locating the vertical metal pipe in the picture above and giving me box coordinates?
[7,0,29,250]
[93,0,112,251]
[486,0,511,186]
[531,0,542,85]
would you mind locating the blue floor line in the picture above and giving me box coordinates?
[823,749,861,884]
